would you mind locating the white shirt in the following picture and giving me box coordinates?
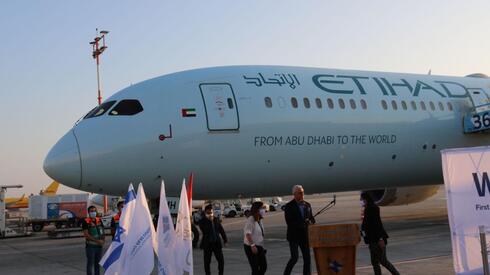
[243,216,264,246]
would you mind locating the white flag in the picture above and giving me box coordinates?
[100,184,137,275]
[156,181,177,275]
[123,183,156,275]
[175,180,193,275]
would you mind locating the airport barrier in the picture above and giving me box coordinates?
[309,223,360,275]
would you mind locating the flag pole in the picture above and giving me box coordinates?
[186,173,193,209]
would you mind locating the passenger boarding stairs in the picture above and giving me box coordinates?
[463,88,490,133]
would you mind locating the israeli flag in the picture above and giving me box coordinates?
[156,181,177,275]
[123,183,156,275]
[100,184,137,275]
[175,180,193,275]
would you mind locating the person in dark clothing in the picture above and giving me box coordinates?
[110,201,124,239]
[82,205,105,275]
[283,185,315,275]
[198,204,228,275]
[361,192,400,275]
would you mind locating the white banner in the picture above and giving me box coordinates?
[175,180,193,275]
[156,181,177,275]
[441,146,490,275]
[123,183,156,275]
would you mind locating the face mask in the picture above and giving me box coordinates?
[360,200,365,207]
[206,213,214,219]
[89,211,97,218]
[259,209,266,216]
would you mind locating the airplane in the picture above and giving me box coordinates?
[5,181,60,209]
[43,65,490,206]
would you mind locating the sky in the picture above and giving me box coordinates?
[1,1,490,197]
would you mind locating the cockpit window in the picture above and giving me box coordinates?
[83,100,117,119]
[109,99,143,116]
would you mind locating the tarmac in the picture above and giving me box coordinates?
[0,189,454,274]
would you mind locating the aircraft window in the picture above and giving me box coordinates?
[227,98,234,109]
[84,100,117,119]
[338,99,345,109]
[391,100,398,110]
[109,99,144,116]
[429,101,435,111]
[304,98,311,109]
[315,98,322,109]
[401,101,407,110]
[349,99,356,109]
[447,102,453,111]
[360,99,367,110]
[381,100,388,110]
[277,97,286,108]
[327,98,334,109]
[420,101,427,111]
[291,97,298,108]
[438,102,444,111]
[410,101,417,110]
[264,97,272,108]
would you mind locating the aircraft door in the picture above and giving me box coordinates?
[468,88,490,113]
[199,83,240,131]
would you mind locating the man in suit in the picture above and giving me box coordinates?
[198,204,228,275]
[283,185,315,275]
[361,192,399,275]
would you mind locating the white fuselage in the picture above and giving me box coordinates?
[43,66,490,199]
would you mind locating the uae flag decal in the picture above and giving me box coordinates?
[182,108,197,117]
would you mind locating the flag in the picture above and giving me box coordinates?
[100,184,137,275]
[175,180,193,275]
[181,108,196,117]
[123,183,156,275]
[156,181,177,275]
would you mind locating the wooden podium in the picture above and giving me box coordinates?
[309,224,360,275]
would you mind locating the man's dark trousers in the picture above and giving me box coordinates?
[204,243,224,275]
[85,245,102,275]
[284,240,310,275]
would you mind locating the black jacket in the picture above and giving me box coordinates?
[361,204,389,244]
[198,216,227,249]
[284,199,315,242]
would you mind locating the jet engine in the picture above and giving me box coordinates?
[363,185,440,206]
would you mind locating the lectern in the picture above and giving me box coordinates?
[308,223,360,275]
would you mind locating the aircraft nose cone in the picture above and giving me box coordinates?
[43,131,81,189]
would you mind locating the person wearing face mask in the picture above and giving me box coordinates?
[198,204,228,275]
[360,192,399,275]
[243,201,267,275]
[82,205,105,275]
[110,201,124,239]
[283,185,315,275]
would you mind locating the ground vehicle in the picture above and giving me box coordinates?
[212,201,241,218]
[28,194,88,232]
[269,197,285,211]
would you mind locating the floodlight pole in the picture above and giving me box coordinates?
[90,28,109,106]
[90,29,109,214]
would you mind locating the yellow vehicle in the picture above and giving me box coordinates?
[5,181,59,209]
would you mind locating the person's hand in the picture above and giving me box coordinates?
[98,240,105,246]
[378,239,385,249]
[251,245,258,254]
